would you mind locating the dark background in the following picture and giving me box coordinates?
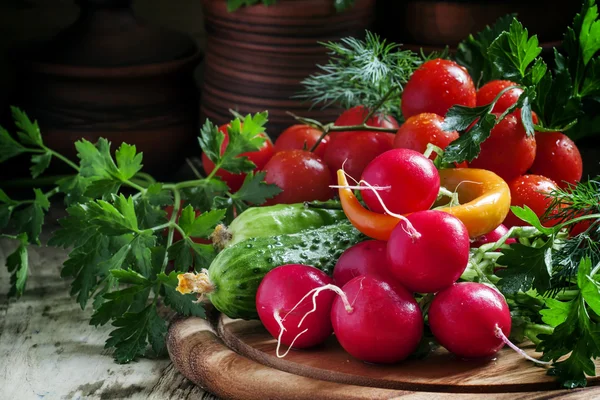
[0,0,207,111]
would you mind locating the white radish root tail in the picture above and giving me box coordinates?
[274,284,353,359]
[330,168,421,240]
[494,324,552,365]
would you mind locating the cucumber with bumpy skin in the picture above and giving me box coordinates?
[178,221,364,320]
[211,202,346,250]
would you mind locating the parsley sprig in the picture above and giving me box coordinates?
[0,109,280,363]
[463,179,600,388]
[449,0,600,153]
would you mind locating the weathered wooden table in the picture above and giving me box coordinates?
[0,230,217,400]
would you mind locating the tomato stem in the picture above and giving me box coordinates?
[360,86,399,125]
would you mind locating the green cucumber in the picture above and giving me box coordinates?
[211,202,346,250]
[183,221,364,320]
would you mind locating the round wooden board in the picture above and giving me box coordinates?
[168,315,600,400]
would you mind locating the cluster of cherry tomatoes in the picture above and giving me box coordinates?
[200,58,584,232]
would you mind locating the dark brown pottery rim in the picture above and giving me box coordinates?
[21,51,202,79]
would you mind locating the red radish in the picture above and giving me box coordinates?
[333,240,396,287]
[428,282,512,358]
[330,276,423,364]
[387,210,469,293]
[256,264,336,351]
[470,224,516,249]
[360,149,440,215]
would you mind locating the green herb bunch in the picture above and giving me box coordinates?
[0,110,281,363]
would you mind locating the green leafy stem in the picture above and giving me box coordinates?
[0,108,281,363]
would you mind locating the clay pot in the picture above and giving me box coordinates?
[12,0,201,177]
[200,0,376,139]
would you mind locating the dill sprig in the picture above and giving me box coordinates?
[296,31,423,120]
[542,178,600,290]
[545,178,600,224]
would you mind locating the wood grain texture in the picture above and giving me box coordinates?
[0,216,215,400]
[168,316,600,400]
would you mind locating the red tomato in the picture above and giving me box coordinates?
[201,124,275,192]
[476,80,524,114]
[529,131,583,189]
[503,175,560,228]
[323,131,394,182]
[569,218,593,237]
[393,113,459,160]
[263,150,334,205]
[469,113,536,182]
[164,202,211,244]
[274,124,328,158]
[331,106,399,142]
[401,59,476,119]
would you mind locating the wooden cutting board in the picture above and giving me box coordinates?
[167,315,600,400]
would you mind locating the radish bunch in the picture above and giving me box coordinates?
[255,149,518,364]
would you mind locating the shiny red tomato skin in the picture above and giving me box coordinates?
[401,59,476,119]
[469,113,536,182]
[393,113,459,160]
[477,80,524,113]
[274,124,329,158]
[323,131,394,182]
[529,131,583,189]
[330,106,399,142]
[201,124,275,192]
[503,175,560,228]
[263,150,334,205]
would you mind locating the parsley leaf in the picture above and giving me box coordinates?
[198,113,268,174]
[537,258,600,388]
[157,272,206,318]
[509,205,555,235]
[11,107,43,146]
[115,143,143,181]
[86,194,140,235]
[229,171,282,210]
[6,233,29,297]
[12,189,49,245]
[0,126,26,162]
[496,240,554,295]
[221,114,268,173]
[61,234,112,308]
[30,152,52,178]
[181,178,229,213]
[178,206,226,239]
[488,19,542,83]
[455,14,515,87]
[106,305,167,363]
[90,271,152,326]
[442,111,496,164]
